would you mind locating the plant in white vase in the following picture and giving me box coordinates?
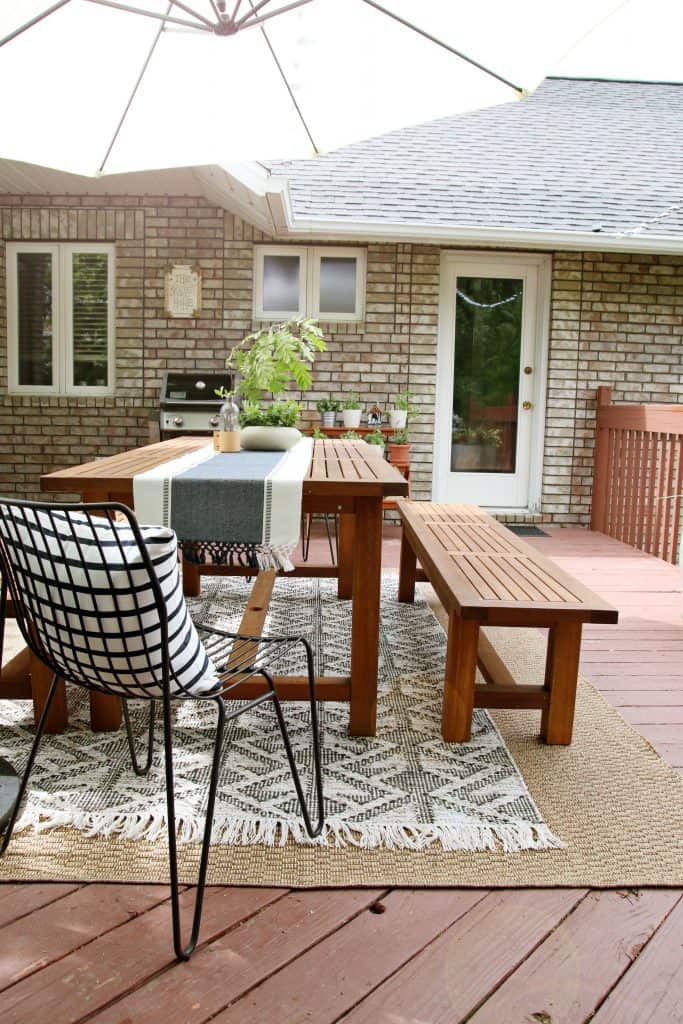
[225,317,326,450]
[390,390,416,430]
[341,393,362,428]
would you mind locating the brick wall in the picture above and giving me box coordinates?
[2,194,682,523]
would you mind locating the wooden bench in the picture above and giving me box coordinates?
[396,500,618,744]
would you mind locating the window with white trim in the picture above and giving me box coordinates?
[254,246,365,322]
[7,242,115,396]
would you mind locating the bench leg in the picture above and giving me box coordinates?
[541,621,582,744]
[442,613,480,742]
[182,559,201,598]
[397,529,417,603]
[337,513,354,600]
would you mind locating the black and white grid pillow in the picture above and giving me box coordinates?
[0,505,218,699]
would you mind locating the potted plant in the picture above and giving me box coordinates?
[225,317,326,449]
[363,428,386,458]
[316,398,340,428]
[389,390,416,430]
[340,429,360,439]
[388,428,410,466]
[450,424,502,471]
[341,393,362,428]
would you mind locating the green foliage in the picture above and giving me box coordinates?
[452,424,502,446]
[240,399,301,428]
[316,397,340,413]
[340,429,360,439]
[312,427,327,439]
[226,317,326,403]
[390,429,408,445]
[341,392,361,410]
[214,385,235,400]
[393,391,416,416]
[363,429,385,447]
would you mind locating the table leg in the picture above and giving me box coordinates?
[397,530,417,603]
[541,621,582,744]
[89,692,123,732]
[182,559,202,597]
[349,497,382,736]
[337,513,355,600]
[441,614,480,742]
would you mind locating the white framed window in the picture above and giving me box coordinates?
[254,245,365,322]
[7,242,115,396]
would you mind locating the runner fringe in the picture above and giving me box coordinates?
[15,807,564,853]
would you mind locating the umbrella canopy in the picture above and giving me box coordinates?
[0,0,660,177]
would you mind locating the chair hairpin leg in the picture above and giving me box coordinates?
[162,692,226,962]
[261,644,324,838]
[1,671,60,855]
[122,698,156,775]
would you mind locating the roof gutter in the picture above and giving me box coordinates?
[278,216,683,256]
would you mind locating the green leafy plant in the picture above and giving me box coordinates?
[240,399,301,428]
[390,429,408,445]
[341,392,361,411]
[364,429,385,447]
[340,429,360,439]
[312,426,327,439]
[316,397,340,413]
[226,317,326,404]
[452,426,481,445]
[214,385,236,400]
[394,391,416,417]
[478,425,503,447]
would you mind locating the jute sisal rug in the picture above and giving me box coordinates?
[1,577,682,887]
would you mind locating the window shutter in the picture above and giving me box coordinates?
[72,252,109,387]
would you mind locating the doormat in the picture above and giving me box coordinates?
[504,525,549,537]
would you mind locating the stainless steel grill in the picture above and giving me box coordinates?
[159,371,236,439]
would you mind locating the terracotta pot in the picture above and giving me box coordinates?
[389,443,410,465]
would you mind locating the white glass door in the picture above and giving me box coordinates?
[434,253,550,510]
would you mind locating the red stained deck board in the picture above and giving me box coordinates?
[90,889,385,1024]
[467,889,681,1024]
[0,887,284,1023]
[0,882,81,930]
[340,889,586,1024]
[208,890,487,1024]
[591,896,683,1023]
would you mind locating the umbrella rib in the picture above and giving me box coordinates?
[168,0,216,29]
[234,0,273,28]
[359,0,524,95]
[0,0,73,49]
[237,0,315,31]
[84,0,212,33]
[231,1,244,20]
[248,0,320,155]
[98,1,174,173]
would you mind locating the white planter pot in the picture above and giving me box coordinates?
[364,442,385,459]
[389,409,407,430]
[240,426,302,451]
[342,409,361,428]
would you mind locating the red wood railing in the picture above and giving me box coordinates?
[591,386,683,563]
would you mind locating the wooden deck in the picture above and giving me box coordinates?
[1,526,682,1022]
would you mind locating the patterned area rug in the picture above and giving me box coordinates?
[0,576,561,853]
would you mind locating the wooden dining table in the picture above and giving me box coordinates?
[1,437,408,738]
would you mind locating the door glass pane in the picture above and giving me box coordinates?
[17,252,53,386]
[72,252,109,387]
[319,256,357,314]
[451,277,523,474]
[262,253,300,312]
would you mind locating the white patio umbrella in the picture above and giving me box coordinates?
[0,0,644,177]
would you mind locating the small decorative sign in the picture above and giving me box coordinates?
[164,264,202,318]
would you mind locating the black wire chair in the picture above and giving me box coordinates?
[0,498,324,961]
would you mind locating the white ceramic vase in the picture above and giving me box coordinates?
[240,427,302,451]
[342,409,362,428]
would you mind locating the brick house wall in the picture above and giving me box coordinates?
[1,193,682,524]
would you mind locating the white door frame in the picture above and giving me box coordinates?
[433,250,551,512]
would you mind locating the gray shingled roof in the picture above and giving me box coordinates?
[271,78,683,239]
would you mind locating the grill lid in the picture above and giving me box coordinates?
[159,371,235,409]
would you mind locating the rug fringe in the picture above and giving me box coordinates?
[14,807,564,852]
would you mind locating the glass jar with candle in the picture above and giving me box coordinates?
[217,395,241,453]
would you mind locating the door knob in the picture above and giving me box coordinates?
[524,366,533,375]
[522,401,533,410]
